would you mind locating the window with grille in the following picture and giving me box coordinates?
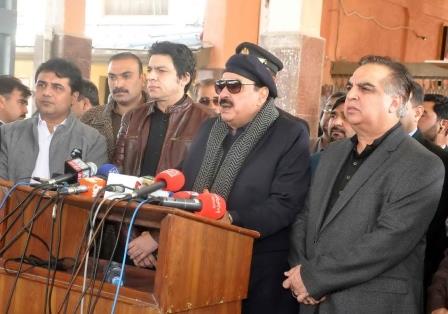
[104,0,168,15]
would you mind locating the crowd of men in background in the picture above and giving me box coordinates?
[0,41,448,314]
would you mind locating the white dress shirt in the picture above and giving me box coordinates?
[31,115,66,180]
[409,128,417,137]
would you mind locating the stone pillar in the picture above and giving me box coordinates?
[0,0,17,75]
[259,0,324,139]
[32,0,91,78]
[50,0,91,78]
[52,33,92,78]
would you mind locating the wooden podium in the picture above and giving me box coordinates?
[0,180,259,313]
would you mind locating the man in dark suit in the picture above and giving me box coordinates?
[401,81,448,303]
[286,55,445,313]
[181,46,310,313]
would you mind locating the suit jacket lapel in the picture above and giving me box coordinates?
[318,127,406,234]
[313,140,352,236]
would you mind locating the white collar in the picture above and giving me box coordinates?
[37,114,67,132]
[408,128,417,137]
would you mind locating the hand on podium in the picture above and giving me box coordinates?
[128,231,158,268]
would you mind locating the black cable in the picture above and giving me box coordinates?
[3,187,55,313]
[87,198,128,313]
[58,187,122,314]
[0,194,58,257]
[0,184,56,254]
[81,185,128,293]
[88,200,130,313]
[3,257,36,274]
[3,255,73,273]
[44,196,58,314]
[86,208,107,311]
[46,197,65,314]
[0,183,54,226]
[0,185,45,237]
[71,198,130,314]
[23,227,51,253]
[58,212,93,314]
[44,194,63,314]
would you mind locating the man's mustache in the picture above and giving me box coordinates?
[331,126,346,134]
[219,98,233,107]
[113,88,128,94]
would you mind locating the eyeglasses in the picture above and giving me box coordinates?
[215,79,255,94]
[199,96,219,106]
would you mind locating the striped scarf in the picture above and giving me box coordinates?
[193,99,279,200]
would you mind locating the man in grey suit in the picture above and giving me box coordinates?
[0,58,107,182]
[285,55,445,313]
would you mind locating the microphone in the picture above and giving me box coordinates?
[70,148,83,159]
[46,159,97,185]
[59,185,89,195]
[105,185,127,193]
[79,177,106,197]
[128,169,185,199]
[172,190,199,199]
[97,163,120,179]
[158,191,226,220]
[159,198,202,210]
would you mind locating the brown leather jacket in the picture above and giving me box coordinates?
[81,92,150,162]
[113,95,213,176]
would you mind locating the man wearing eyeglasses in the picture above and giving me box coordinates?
[0,58,107,181]
[194,78,220,114]
[180,48,311,314]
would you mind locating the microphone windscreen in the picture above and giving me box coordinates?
[62,159,97,184]
[196,192,226,219]
[79,177,106,197]
[97,163,119,179]
[155,169,185,192]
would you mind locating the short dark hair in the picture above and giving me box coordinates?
[148,41,196,93]
[78,79,99,107]
[424,93,448,120]
[109,52,143,74]
[0,75,31,99]
[35,58,82,94]
[324,91,346,111]
[409,81,424,108]
[331,95,347,111]
[359,55,413,106]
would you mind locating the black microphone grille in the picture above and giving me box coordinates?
[70,148,83,159]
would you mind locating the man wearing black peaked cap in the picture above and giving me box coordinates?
[235,42,284,76]
[181,45,311,313]
[235,41,310,133]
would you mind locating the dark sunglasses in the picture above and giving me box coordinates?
[199,96,219,106]
[215,79,255,94]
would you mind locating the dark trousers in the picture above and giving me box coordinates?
[243,250,300,314]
